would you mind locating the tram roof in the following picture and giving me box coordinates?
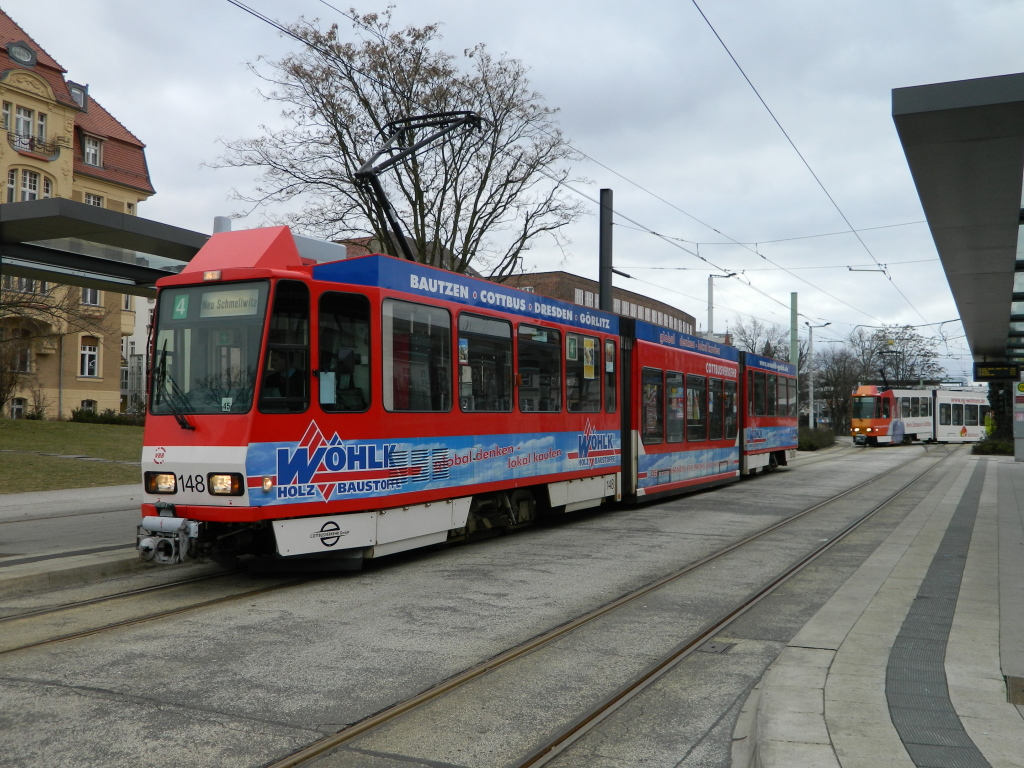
[893,72,1024,366]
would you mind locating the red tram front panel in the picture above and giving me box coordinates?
[140,227,622,562]
[624,320,741,500]
[739,352,798,473]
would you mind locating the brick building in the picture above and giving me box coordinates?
[502,271,696,335]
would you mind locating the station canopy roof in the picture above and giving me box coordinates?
[0,197,208,296]
[893,72,1024,366]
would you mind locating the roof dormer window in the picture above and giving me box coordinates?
[68,82,88,110]
[83,135,102,167]
[7,42,36,67]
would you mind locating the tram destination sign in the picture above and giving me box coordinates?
[973,362,1020,381]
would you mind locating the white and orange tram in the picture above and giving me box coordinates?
[850,385,989,446]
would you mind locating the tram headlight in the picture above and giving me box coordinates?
[208,473,245,496]
[262,476,274,493]
[852,427,860,433]
[145,472,177,494]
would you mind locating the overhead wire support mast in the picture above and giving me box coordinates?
[354,111,484,263]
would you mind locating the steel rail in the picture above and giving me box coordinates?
[0,570,234,625]
[263,446,956,768]
[517,445,959,766]
[0,575,308,655]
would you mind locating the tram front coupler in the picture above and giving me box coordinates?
[137,516,200,564]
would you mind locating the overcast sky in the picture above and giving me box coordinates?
[8,0,1024,380]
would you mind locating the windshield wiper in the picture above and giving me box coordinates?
[156,343,196,431]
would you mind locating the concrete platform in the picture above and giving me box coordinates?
[738,453,1024,768]
[0,484,147,598]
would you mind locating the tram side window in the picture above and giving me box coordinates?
[383,299,452,412]
[751,371,766,416]
[566,333,601,412]
[665,371,684,443]
[877,398,890,419]
[260,280,310,413]
[641,368,664,444]
[766,374,777,416]
[901,398,911,418]
[777,377,789,417]
[965,404,979,426]
[687,374,707,441]
[952,403,964,426]
[318,292,370,412]
[724,380,738,439]
[518,325,561,412]
[910,397,920,417]
[458,314,512,412]
[604,340,617,413]
[787,378,797,417]
[939,403,951,425]
[709,377,724,440]
[923,398,931,417]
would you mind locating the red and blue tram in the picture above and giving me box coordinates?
[739,353,798,473]
[138,227,797,566]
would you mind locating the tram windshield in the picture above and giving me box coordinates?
[150,281,269,415]
[851,396,876,420]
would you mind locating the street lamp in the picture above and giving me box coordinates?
[806,321,831,429]
[707,272,736,336]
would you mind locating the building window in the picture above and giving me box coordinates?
[80,399,97,413]
[14,106,32,146]
[14,340,31,372]
[80,338,99,377]
[126,202,134,215]
[2,102,9,131]
[36,113,45,140]
[122,293,132,311]
[84,193,103,207]
[19,169,38,200]
[81,287,100,306]
[7,169,49,202]
[9,397,26,419]
[83,136,102,166]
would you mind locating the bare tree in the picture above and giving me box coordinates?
[847,325,944,387]
[814,346,861,435]
[0,334,28,414]
[730,317,790,359]
[216,10,584,278]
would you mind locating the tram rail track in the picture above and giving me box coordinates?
[0,447,947,668]
[261,445,958,768]
[0,570,308,655]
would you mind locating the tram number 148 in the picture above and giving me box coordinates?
[178,474,206,493]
